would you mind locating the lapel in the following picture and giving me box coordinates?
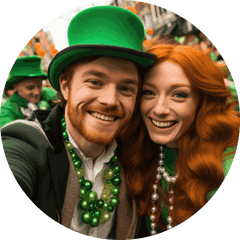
[34,104,70,222]
[47,148,69,222]
[61,146,79,228]
[115,166,138,240]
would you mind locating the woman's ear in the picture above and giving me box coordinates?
[59,75,69,101]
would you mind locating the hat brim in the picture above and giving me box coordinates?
[5,74,48,90]
[48,44,157,92]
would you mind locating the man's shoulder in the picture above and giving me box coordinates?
[1,118,52,147]
[1,94,19,109]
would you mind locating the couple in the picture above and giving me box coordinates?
[2,6,239,239]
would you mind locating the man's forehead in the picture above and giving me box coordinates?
[74,56,139,80]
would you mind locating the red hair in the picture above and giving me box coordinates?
[120,43,240,231]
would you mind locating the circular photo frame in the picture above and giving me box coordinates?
[0,0,240,239]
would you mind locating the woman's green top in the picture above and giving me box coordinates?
[145,76,239,232]
[145,146,237,233]
[0,87,57,128]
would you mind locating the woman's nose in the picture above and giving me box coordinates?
[153,96,170,116]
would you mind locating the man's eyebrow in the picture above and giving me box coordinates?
[82,70,108,78]
[121,79,139,86]
[83,70,138,85]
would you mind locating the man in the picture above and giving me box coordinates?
[0,56,58,128]
[1,6,156,239]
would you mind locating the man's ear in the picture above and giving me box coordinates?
[59,75,69,101]
[12,83,18,90]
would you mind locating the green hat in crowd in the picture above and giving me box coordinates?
[48,6,157,92]
[5,56,47,90]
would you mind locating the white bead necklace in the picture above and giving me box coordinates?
[150,145,178,235]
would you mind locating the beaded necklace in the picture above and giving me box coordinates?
[150,145,178,235]
[61,116,121,227]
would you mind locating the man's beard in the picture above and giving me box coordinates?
[67,95,132,146]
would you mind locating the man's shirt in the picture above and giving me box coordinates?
[67,129,117,238]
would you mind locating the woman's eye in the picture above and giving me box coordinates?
[142,90,155,96]
[119,86,134,92]
[173,92,188,99]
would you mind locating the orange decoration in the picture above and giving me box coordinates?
[49,44,58,56]
[124,6,137,15]
[146,28,154,36]
[27,38,34,46]
[19,51,25,57]
[34,42,46,58]
[142,39,151,48]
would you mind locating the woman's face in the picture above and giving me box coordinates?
[140,61,198,148]
[13,78,43,103]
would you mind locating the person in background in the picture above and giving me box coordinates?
[0,56,58,128]
[120,43,240,236]
[1,88,16,105]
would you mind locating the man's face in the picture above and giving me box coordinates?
[60,56,139,146]
[13,78,43,103]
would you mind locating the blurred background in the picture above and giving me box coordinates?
[14,0,232,84]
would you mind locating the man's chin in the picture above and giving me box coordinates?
[81,130,117,146]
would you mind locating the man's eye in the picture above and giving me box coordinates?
[89,80,102,86]
[119,86,134,92]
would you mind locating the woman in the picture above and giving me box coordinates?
[0,56,57,128]
[120,43,240,235]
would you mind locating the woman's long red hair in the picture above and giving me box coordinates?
[120,43,240,231]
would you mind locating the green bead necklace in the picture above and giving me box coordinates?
[61,116,121,228]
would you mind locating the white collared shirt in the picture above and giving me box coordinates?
[67,130,117,238]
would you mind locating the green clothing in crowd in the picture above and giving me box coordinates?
[0,87,57,128]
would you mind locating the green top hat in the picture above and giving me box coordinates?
[5,56,47,90]
[48,6,157,92]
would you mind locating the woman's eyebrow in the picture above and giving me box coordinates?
[143,82,155,88]
[143,82,190,88]
[170,83,191,89]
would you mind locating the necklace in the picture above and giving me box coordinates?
[150,145,178,235]
[61,116,121,227]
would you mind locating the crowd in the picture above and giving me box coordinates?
[1,5,239,239]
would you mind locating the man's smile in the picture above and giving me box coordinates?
[89,111,117,122]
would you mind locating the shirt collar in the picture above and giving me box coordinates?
[10,92,29,107]
[67,128,117,165]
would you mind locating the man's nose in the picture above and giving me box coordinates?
[98,86,120,108]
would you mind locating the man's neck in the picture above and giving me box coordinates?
[65,113,106,165]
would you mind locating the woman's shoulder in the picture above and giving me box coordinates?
[208,146,237,199]
[222,146,237,176]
